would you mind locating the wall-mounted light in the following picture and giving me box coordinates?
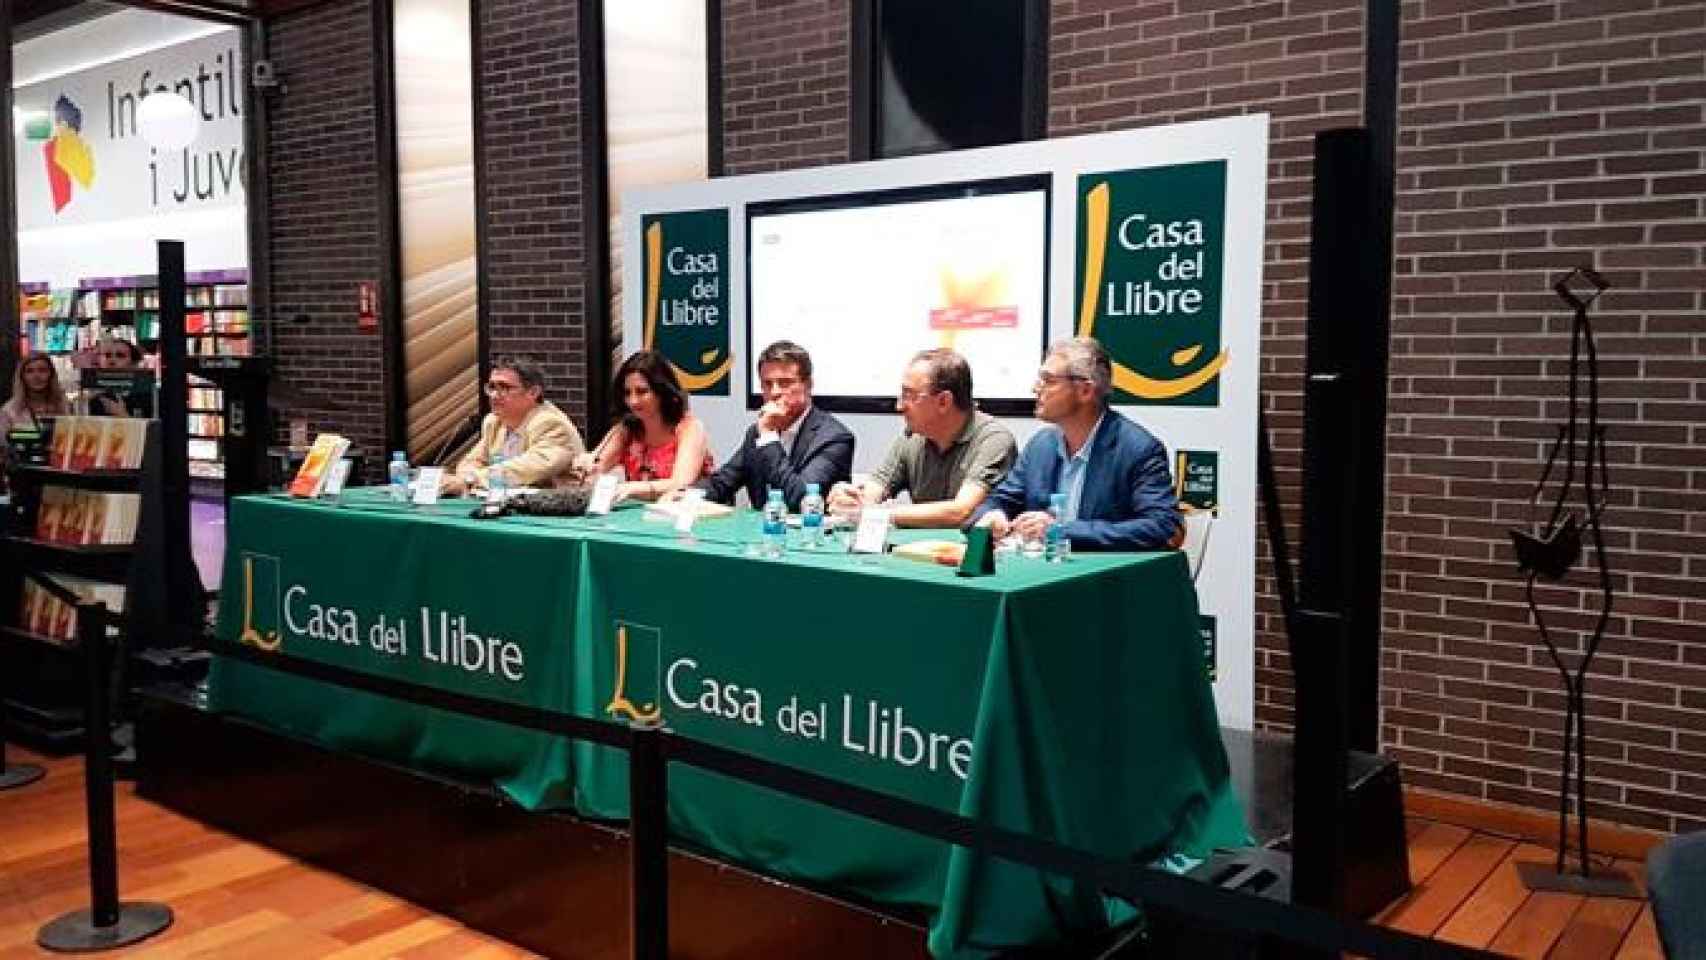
[137,91,200,151]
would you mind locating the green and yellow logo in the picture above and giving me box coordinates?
[1075,161,1228,406]
[606,620,662,723]
[237,553,282,652]
[1175,449,1220,514]
[642,208,731,395]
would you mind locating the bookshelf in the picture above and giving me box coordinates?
[1,417,200,749]
[1,428,146,747]
[25,270,255,481]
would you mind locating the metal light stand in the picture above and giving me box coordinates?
[1510,267,1640,900]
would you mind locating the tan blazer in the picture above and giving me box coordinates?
[455,400,585,488]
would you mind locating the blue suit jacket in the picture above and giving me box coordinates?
[975,409,1181,551]
[697,405,854,511]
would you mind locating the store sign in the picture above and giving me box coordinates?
[640,208,731,395]
[1074,160,1228,406]
[12,30,244,229]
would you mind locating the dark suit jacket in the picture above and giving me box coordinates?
[697,405,854,511]
[973,409,1181,551]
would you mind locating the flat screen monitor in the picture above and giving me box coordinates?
[746,175,1050,415]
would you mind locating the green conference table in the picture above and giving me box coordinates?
[208,489,1247,958]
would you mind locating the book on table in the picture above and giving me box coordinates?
[289,434,351,497]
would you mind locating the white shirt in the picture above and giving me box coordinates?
[758,405,810,458]
[1053,412,1105,522]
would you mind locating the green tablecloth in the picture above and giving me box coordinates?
[209,489,1247,957]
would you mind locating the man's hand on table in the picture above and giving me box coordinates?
[1011,511,1052,543]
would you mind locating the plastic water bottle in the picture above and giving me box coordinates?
[487,459,509,504]
[388,451,410,502]
[800,482,825,550]
[761,488,787,559]
[1045,492,1070,563]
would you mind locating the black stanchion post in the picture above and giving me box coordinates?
[37,602,172,952]
[629,721,669,960]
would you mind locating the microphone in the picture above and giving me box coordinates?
[431,413,483,468]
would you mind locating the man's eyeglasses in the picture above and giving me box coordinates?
[485,381,523,397]
[1034,371,1088,389]
[898,386,941,405]
[759,377,801,392]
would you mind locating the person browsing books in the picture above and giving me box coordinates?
[972,337,1184,552]
[572,350,714,503]
[672,340,853,511]
[442,357,585,496]
[1,354,70,436]
[84,337,145,418]
[825,348,1015,528]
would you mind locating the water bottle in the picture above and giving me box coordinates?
[800,483,825,550]
[761,488,787,559]
[388,451,410,502]
[487,458,509,504]
[1045,492,1070,563]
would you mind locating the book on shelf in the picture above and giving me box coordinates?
[33,488,140,545]
[97,418,146,469]
[48,416,75,469]
[188,413,225,437]
[68,417,104,471]
[289,434,350,497]
[44,416,144,471]
[19,575,126,644]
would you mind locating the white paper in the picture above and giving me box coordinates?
[412,467,445,505]
[322,459,352,498]
[675,489,706,534]
[586,473,620,516]
[850,507,891,554]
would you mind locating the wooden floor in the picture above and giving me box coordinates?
[0,747,1669,959]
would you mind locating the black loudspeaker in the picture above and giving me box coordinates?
[1284,128,1410,920]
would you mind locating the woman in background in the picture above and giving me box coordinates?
[575,350,713,502]
[85,337,146,417]
[0,354,71,435]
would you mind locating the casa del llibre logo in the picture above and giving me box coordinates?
[37,95,97,214]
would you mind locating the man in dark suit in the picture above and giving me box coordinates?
[972,337,1182,551]
[693,340,854,510]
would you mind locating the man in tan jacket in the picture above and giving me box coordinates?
[443,357,584,495]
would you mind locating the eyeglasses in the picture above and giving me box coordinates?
[759,376,801,392]
[898,386,941,405]
[484,381,523,397]
[1034,371,1088,389]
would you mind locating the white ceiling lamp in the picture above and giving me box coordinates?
[136,91,200,151]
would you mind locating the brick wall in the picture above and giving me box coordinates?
[721,0,852,175]
[265,0,390,470]
[1384,0,1706,833]
[1055,0,1706,834]
[479,0,590,430]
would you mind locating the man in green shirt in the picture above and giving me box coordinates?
[828,348,1017,528]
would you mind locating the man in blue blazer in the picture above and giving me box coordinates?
[973,337,1182,551]
[693,340,854,510]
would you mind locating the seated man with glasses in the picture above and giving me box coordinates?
[826,348,1015,528]
[684,340,853,510]
[972,337,1183,551]
[443,357,585,496]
